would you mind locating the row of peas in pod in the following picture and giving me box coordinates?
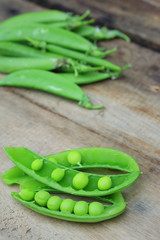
[31,154,112,191]
[1,147,141,222]
[0,10,131,109]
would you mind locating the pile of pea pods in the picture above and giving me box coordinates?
[1,147,141,222]
[0,10,131,109]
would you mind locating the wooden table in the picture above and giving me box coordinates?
[0,0,159,239]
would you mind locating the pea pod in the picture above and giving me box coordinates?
[0,41,60,58]
[46,18,94,30]
[3,147,141,197]
[0,10,72,28]
[0,24,101,56]
[46,147,140,172]
[0,41,104,74]
[74,26,130,42]
[0,69,103,109]
[0,10,91,31]
[0,56,66,73]
[1,167,126,223]
[58,72,119,85]
[11,191,126,222]
[40,42,128,72]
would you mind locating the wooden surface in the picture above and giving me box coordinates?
[0,0,160,239]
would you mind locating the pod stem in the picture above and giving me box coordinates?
[121,63,132,71]
[100,27,130,42]
[81,19,95,26]
[79,10,91,21]
[79,95,103,110]
[99,48,117,57]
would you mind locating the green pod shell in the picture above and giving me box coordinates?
[0,24,99,54]
[0,160,127,222]
[0,69,102,109]
[74,25,130,42]
[0,10,73,30]
[0,57,64,73]
[3,147,141,197]
[46,147,140,172]
[0,10,92,32]
[46,44,121,71]
[0,42,104,74]
[59,72,119,85]
[11,191,126,222]
[0,41,62,58]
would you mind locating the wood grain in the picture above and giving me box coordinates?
[0,0,160,239]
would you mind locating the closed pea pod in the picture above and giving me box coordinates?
[0,10,91,31]
[74,25,130,42]
[3,147,141,197]
[40,43,126,72]
[46,18,94,30]
[0,24,101,55]
[58,72,120,85]
[0,41,104,74]
[0,10,72,30]
[0,56,66,73]
[0,41,62,58]
[0,69,103,109]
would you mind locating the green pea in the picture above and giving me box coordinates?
[51,168,65,182]
[72,172,89,190]
[34,190,50,207]
[20,189,35,201]
[47,196,62,210]
[74,201,88,215]
[60,199,75,213]
[67,151,81,165]
[89,202,104,216]
[48,157,57,163]
[98,176,112,190]
[31,159,43,171]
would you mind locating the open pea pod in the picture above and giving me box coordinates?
[11,191,126,223]
[1,167,126,223]
[46,147,140,172]
[4,147,141,197]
